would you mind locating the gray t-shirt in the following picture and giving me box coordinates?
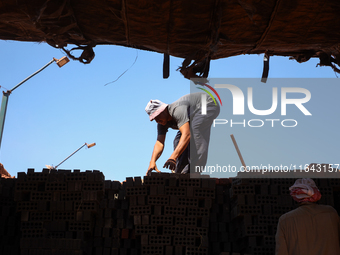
[157,92,214,135]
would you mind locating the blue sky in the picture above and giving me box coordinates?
[0,40,338,181]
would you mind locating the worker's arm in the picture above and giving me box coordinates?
[163,122,190,171]
[170,122,190,160]
[146,134,166,176]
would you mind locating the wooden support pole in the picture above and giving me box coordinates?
[230,134,247,170]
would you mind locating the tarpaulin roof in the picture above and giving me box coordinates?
[1,0,340,79]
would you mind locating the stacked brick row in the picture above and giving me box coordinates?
[228,177,339,255]
[2,168,340,255]
[95,178,131,255]
[0,177,20,255]
[125,173,216,255]
[15,168,105,255]
[208,179,232,255]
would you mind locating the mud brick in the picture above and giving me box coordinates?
[117,218,126,228]
[178,197,198,207]
[319,187,333,196]
[142,215,150,225]
[204,198,212,208]
[169,195,179,206]
[186,246,208,255]
[149,186,158,196]
[46,220,67,231]
[242,225,268,236]
[104,218,113,228]
[126,186,147,196]
[135,225,157,235]
[102,227,111,237]
[175,216,197,227]
[141,234,149,245]
[134,215,141,225]
[53,211,76,221]
[258,214,280,225]
[69,181,83,192]
[175,246,184,255]
[143,176,166,186]
[120,229,129,239]
[279,185,291,195]
[165,186,186,196]
[104,208,112,218]
[248,246,274,255]
[74,201,98,211]
[262,204,272,215]
[125,177,134,187]
[148,195,169,206]
[111,181,121,191]
[21,211,29,221]
[149,235,171,245]
[30,212,52,221]
[133,176,142,186]
[231,205,261,219]
[108,199,118,209]
[120,199,128,210]
[116,209,125,219]
[173,236,196,246]
[168,176,177,186]
[142,245,163,255]
[104,180,112,190]
[22,228,46,238]
[27,172,49,182]
[45,182,67,192]
[151,215,173,226]
[61,192,82,201]
[153,205,162,216]
[269,185,279,195]
[15,182,38,192]
[137,195,146,205]
[112,238,120,248]
[216,194,224,204]
[277,195,293,206]
[272,205,295,215]
[94,171,105,182]
[69,221,92,232]
[230,185,255,197]
[129,205,151,215]
[187,207,209,217]
[165,246,173,255]
[163,226,185,235]
[179,177,201,187]
[84,210,93,221]
[17,201,38,211]
[187,186,194,197]
[83,182,104,192]
[164,206,186,216]
[17,172,27,181]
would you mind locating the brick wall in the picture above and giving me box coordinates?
[1,169,339,255]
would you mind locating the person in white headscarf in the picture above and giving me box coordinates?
[275,178,340,255]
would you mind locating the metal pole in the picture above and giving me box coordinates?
[11,59,55,92]
[0,91,10,149]
[0,58,56,151]
[55,143,87,169]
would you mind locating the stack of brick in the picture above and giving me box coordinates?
[229,178,296,255]
[16,168,104,255]
[95,178,131,255]
[209,179,232,255]
[0,177,20,255]
[125,173,215,255]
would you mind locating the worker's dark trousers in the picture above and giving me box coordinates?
[173,102,220,174]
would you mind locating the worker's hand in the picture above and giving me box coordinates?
[163,159,177,171]
[146,162,161,176]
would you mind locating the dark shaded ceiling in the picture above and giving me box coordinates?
[1,0,340,79]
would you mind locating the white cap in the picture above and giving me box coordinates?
[145,100,168,121]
